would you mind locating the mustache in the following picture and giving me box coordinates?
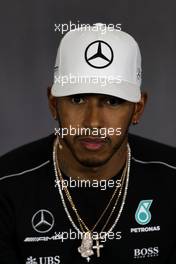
[75,135,111,142]
[55,125,113,140]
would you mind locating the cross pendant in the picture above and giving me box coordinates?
[93,239,104,257]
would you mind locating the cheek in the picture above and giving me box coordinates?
[118,108,133,135]
[58,106,83,128]
[103,106,133,132]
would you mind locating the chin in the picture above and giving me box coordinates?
[78,160,107,167]
[75,154,111,167]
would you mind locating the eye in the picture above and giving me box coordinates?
[71,95,85,104]
[106,96,125,106]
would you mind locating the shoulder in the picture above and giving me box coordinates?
[128,134,176,170]
[0,134,54,181]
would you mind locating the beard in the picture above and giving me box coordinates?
[62,130,128,168]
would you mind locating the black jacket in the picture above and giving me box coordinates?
[0,134,175,264]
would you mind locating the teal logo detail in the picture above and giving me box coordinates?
[135,200,153,225]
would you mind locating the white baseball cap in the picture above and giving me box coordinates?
[51,23,142,102]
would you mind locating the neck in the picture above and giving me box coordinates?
[56,137,128,181]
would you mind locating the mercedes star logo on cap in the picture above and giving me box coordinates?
[32,209,55,233]
[85,40,113,69]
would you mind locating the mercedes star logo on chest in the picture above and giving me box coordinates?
[32,209,55,233]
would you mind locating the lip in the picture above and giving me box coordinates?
[78,137,106,150]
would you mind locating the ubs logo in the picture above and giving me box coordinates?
[26,256,60,264]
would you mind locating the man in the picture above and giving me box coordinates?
[0,24,175,264]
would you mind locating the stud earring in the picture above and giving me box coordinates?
[133,120,139,125]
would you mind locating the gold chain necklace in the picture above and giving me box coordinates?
[55,150,127,233]
[54,138,130,261]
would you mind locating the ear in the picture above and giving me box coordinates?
[131,92,148,124]
[47,86,57,120]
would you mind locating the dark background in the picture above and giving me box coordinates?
[0,0,175,156]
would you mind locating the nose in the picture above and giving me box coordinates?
[82,100,104,129]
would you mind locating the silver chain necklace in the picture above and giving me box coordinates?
[53,139,131,262]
